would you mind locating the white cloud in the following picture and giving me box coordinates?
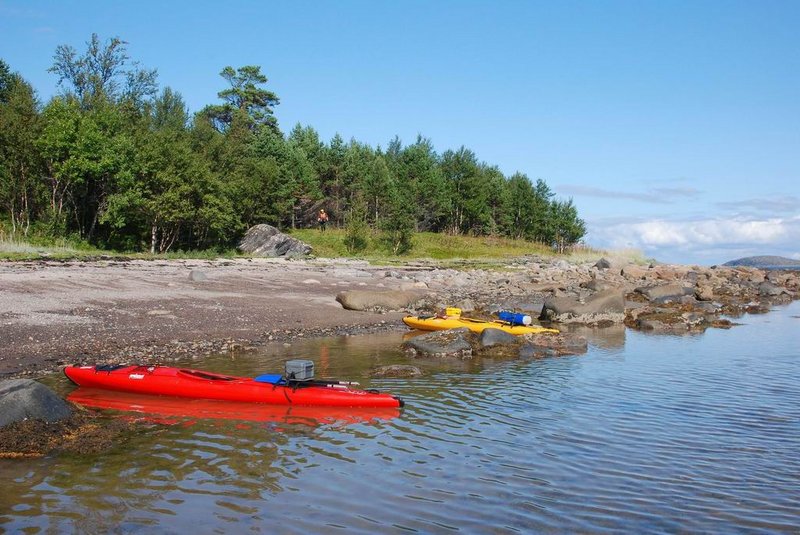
[587,215,800,264]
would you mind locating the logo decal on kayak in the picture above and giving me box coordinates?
[129,374,145,380]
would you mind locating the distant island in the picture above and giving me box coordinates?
[723,255,800,268]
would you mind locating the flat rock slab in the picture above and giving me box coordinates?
[336,289,424,311]
[634,284,694,301]
[0,379,73,428]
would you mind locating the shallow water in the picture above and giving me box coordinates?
[2,303,799,533]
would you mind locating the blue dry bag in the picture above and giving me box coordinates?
[497,311,532,326]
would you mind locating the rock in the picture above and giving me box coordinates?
[402,329,473,358]
[621,264,649,280]
[581,278,610,291]
[398,281,428,291]
[637,319,680,332]
[695,284,714,301]
[630,307,714,333]
[238,224,312,257]
[335,289,424,311]
[679,312,702,326]
[758,281,786,297]
[652,266,688,281]
[520,333,588,357]
[766,271,792,285]
[189,270,207,282]
[372,365,423,378]
[0,379,73,428]
[586,289,626,314]
[693,301,720,313]
[634,284,694,302]
[594,257,614,270]
[479,328,518,348]
[454,298,476,312]
[539,289,626,324]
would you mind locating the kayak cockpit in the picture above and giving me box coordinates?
[177,369,238,381]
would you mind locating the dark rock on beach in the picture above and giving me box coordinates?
[0,379,73,428]
[238,224,312,257]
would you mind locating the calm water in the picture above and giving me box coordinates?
[2,302,799,533]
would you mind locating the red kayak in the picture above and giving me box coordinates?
[64,365,404,408]
[67,388,400,425]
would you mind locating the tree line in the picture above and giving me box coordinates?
[0,34,586,254]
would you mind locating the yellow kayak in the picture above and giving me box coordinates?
[403,315,559,335]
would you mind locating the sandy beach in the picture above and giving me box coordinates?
[0,257,411,378]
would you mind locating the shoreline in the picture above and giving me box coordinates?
[0,257,413,379]
[1,255,798,380]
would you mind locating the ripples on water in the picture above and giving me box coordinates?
[2,303,799,533]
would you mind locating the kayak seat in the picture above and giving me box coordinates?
[254,374,284,384]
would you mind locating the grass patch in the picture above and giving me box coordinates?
[289,229,556,263]
[0,237,239,262]
[0,238,93,260]
[1,225,640,266]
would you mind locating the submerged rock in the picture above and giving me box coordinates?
[403,328,473,359]
[519,333,588,357]
[372,365,423,378]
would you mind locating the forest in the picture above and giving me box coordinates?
[0,34,586,255]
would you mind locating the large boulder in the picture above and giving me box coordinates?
[479,328,518,348]
[539,289,626,324]
[0,379,73,428]
[238,224,312,257]
[336,289,424,311]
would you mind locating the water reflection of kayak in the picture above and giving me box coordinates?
[64,365,403,408]
[67,388,401,426]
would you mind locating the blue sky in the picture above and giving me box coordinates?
[2,0,798,265]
